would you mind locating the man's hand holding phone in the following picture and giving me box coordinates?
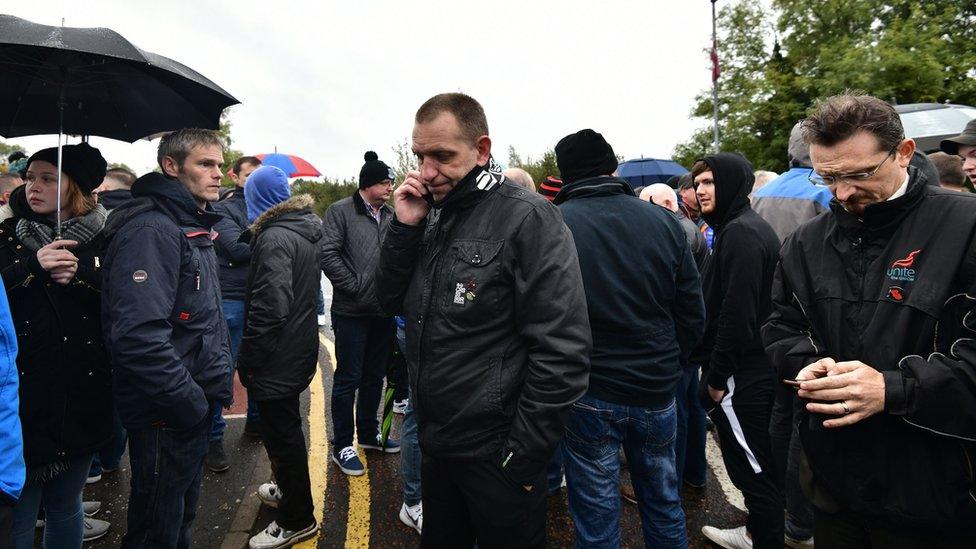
[394,170,432,226]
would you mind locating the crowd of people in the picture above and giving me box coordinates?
[0,89,972,549]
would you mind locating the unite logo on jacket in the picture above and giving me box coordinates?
[886,249,921,302]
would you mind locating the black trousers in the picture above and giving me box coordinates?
[769,383,814,537]
[421,454,546,549]
[814,507,975,549]
[256,395,314,531]
[0,504,11,549]
[703,366,784,549]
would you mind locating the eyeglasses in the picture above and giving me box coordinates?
[809,145,899,186]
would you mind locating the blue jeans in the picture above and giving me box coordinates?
[12,454,93,549]
[92,405,128,474]
[122,415,210,549]
[396,326,422,506]
[211,299,260,441]
[563,394,686,548]
[675,365,707,486]
[331,314,393,450]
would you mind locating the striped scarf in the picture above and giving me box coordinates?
[16,204,108,251]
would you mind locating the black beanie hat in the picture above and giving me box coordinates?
[26,142,107,194]
[359,151,395,190]
[554,129,618,184]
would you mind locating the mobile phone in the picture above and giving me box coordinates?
[782,379,802,389]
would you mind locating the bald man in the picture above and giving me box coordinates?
[502,168,535,191]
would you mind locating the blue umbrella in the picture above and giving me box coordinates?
[616,158,688,189]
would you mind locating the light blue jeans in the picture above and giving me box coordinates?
[396,325,422,506]
[12,454,94,549]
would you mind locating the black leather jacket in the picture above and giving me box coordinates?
[376,166,591,485]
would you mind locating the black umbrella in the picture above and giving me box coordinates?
[0,14,239,233]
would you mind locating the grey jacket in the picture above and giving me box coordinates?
[320,191,392,317]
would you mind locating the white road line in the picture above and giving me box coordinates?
[706,431,746,512]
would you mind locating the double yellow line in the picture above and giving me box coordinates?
[295,333,371,548]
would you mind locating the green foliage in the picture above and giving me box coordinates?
[674,0,976,173]
[507,146,560,188]
[218,109,243,187]
[292,178,358,217]
[391,139,418,186]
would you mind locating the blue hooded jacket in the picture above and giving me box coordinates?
[0,286,23,503]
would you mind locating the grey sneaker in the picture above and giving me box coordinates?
[248,520,318,549]
[83,501,101,517]
[83,518,110,542]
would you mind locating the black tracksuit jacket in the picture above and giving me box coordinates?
[763,168,976,532]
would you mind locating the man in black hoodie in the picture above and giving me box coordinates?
[102,129,232,548]
[554,130,705,548]
[691,152,783,549]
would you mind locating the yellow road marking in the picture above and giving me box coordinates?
[294,334,334,548]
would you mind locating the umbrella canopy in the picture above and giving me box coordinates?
[616,158,688,189]
[256,153,321,178]
[0,14,239,141]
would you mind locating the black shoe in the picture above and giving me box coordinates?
[205,440,230,473]
[243,421,263,439]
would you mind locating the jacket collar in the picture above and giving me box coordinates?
[434,163,504,213]
[130,172,222,229]
[250,194,316,237]
[553,175,634,205]
[832,166,929,237]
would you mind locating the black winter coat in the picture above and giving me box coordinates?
[213,190,251,301]
[102,173,232,430]
[238,195,323,400]
[0,194,111,467]
[376,166,591,487]
[763,168,976,532]
[320,192,391,317]
[555,176,705,407]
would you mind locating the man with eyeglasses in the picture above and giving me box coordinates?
[764,93,976,547]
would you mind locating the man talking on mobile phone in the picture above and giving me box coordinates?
[375,92,591,548]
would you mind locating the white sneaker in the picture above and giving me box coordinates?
[257,482,282,508]
[317,314,326,327]
[83,518,110,542]
[399,502,422,535]
[701,525,752,549]
[392,399,408,415]
[248,520,318,549]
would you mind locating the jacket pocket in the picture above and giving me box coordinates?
[440,239,505,324]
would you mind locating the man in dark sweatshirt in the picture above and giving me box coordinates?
[691,152,782,549]
[554,129,705,548]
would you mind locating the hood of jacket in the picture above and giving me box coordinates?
[831,165,929,237]
[700,152,754,231]
[433,162,505,214]
[96,188,133,211]
[105,172,222,240]
[553,175,635,204]
[249,194,321,242]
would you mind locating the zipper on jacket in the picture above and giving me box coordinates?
[415,216,449,409]
[21,273,33,288]
[195,270,201,291]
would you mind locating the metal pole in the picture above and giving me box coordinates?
[55,85,65,239]
[711,0,720,153]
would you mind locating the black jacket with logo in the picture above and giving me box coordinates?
[102,173,232,430]
[238,195,323,400]
[376,166,591,485]
[763,168,976,531]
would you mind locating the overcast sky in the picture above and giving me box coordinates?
[7,0,718,179]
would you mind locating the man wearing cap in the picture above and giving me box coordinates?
[376,93,590,547]
[553,129,704,548]
[942,118,976,184]
[320,151,399,477]
[764,93,976,546]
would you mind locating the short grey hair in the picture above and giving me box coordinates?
[753,171,779,192]
[157,128,223,171]
[503,168,535,191]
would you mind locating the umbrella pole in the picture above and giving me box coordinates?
[55,94,64,240]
